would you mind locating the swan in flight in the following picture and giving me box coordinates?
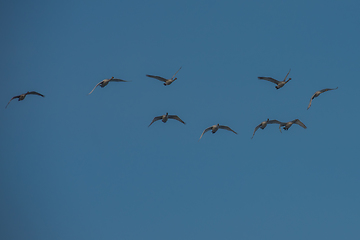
[199,124,237,141]
[148,112,186,127]
[258,69,292,89]
[88,77,130,95]
[6,91,44,108]
[307,87,338,110]
[251,119,284,139]
[279,119,307,131]
[146,67,182,86]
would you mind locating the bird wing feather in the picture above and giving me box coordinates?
[219,125,237,134]
[283,69,291,81]
[148,116,163,127]
[258,77,280,84]
[199,126,213,140]
[88,82,102,95]
[293,119,307,129]
[251,124,261,139]
[171,66,182,79]
[267,119,284,125]
[168,115,185,124]
[146,75,167,82]
[110,78,130,82]
[307,93,316,110]
[319,87,338,93]
[5,95,20,108]
[27,91,45,97]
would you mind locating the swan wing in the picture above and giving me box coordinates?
[319,87,338,93]
[293,119,307,129]
[5,95,20,108]
[267,119,284,125]
[283,69,291,81]
[168,115,186,124]
[219,125,237,134]
[27,91,45,97]
[146,75,167,82]
[110,78,130,82]
[171,66,182,79]
[258,77,280,84]
[148,116,163,127]
[88,81,102,95]
[199,126,213,141]
[251,124,261,139]
[307,94,316,110]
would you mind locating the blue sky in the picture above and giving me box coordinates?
[1,0,360,239]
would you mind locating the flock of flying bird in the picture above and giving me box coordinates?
[5,68,338,140]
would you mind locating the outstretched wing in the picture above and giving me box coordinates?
[110,78,130,82]
[219,125,237,134]
[319,87,338,93]
[27,91,45,97]
[5,95,20,108]
[308,87,338,109]
[307,93,316,110]
[199,126,213,141]
[146,75,167,82]
[88,81,102,95]
[293,119,307,129]
[171,66,182,80]
[283,69,291,81]
[148,116,163,127]
[268,119,285,125]
[258,77,280,84]
[251,124,261,139]
[168,115,186,124]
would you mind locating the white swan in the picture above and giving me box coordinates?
[6,91,45,108]
[307,87,338,110]
[199,124,237,141]
[251,119,284,139]
[88,77,130,95]
[146,67,182,86]
[258,69,292,89]
[148,112,186,127]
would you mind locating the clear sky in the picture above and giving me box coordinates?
[1,0,360,239]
